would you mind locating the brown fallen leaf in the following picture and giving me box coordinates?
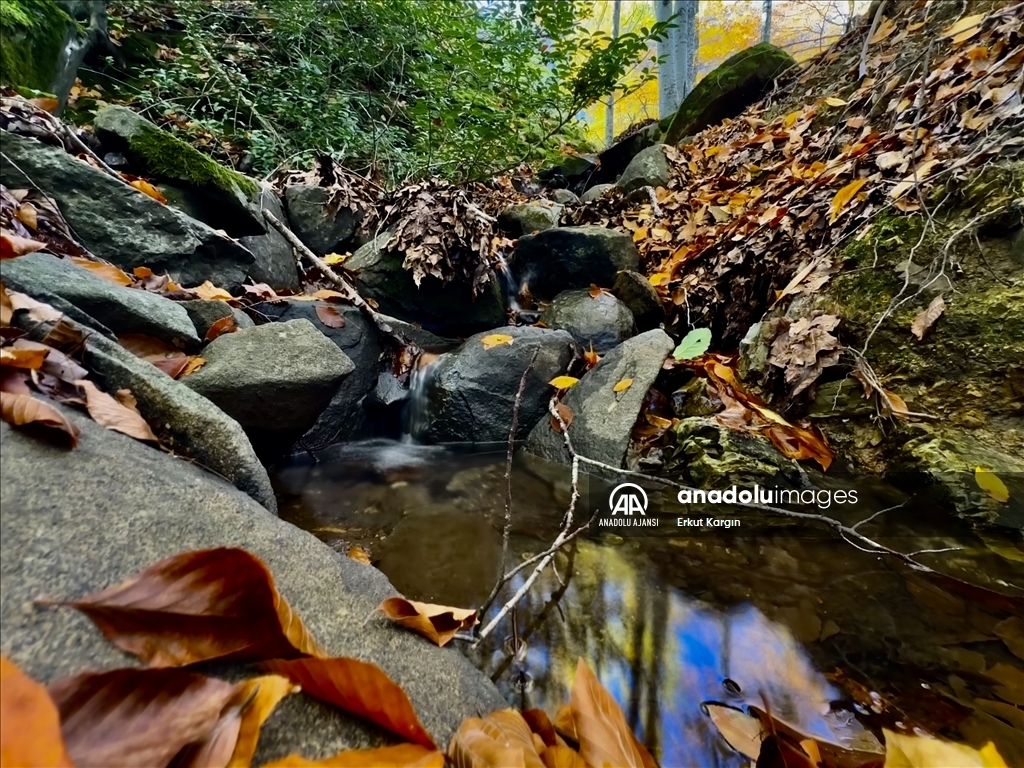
[115,388,139,411]
[225,675,298,768]
[48,667,238,768]
[205,316,237,341]
[155,357,190,378]
[549,402,574,434]
[28,96,59,113]
[0,391,80,447]
[262,745,444,767]
[347,546,372,565]
[180,356,207,377]
[117,334,189,378]
[16,201,39,230]
[262,656,437,750]
[193,281,235,302]
[582,342,600,369]
[910,295,945,340]
[14,340,89,382]
[50,547,323,666]
[0,656,73,768]
[570,658,656,768]
[0,282,14,326]
[704,703,764,760]
[70,257,133,287]
[378,597,478,647]
[315,305,347,329]
[7,291,63,324]
[0,345,49,370]
[75,379,158,443]
[0,229,46,259]
[134,266,154,279]
[540,745,587,768]
[522,709,559,749]
[448,709,546,768]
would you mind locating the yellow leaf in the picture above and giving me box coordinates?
[549,376,579,390]
[70,257,133,287]
[824,96,847,107]
[869,17,896,45]
[323,253,348,266]
[829,178,869,223]
[975,467,1010,503]
[613,378,633,393]
[129,179,167,204]
[883,729,1008,768]
[632,226,649,243]
[648,272,671,287]
[942,13,986,39]
[193,281,235,302]
[481,334,514,350]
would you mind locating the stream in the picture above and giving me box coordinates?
[271,440,1024,766]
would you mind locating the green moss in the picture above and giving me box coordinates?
[0,0,74,90]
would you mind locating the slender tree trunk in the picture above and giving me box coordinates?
[676,0,698,104]
[604,0,622,146]
[655,0,676,119]
[762,0,773,43]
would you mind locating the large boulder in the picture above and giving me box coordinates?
[283,185,360,254]
[182,320,354,457]
[537,153,599,194]
[670,416,801,488]
[93,106,264,237]
[615,144,671,193]
[423,326,576,444]
[1,252,200,349]
[579,183,615,204]
[526,329,674,467]
[512,226,640,300]
[239,185,302,290]
[540,289,635,353]
[0,131,257,291]
[181,299,254,339]
[614,269,664,331]
[665,43,796,145]
[595,121,663,185]
[497,202,561,238]
[0,409,506,763]
[346,232,507,335]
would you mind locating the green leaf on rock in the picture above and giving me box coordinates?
[673,328,712,361]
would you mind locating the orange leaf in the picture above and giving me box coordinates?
[0,345,49,370]
[70,257,133,286]
[133,266,154,278]
[0,391,79,447]
[180,356,207,377]
[448,709,545,768]
[0,656,73,768]
[347,546,372,565]
[613,377,633,393]
[541,745,587,767]
[829,179,868,223]
[588,284,601,299]
[765,425,833,471]
[129,178,167,204]
[262,657,437,750]
[549,402,574,434]
[0,282,13,326]
[205,316,237,341]
[262,745,444,767]
[50,547,323,666]
[75,379,158,443]
[377,597,478,647]
[193,281,235,302]
[0,229,46,259]
[570,659,656,768]
[315,305,347,329]
[225,675,298,768]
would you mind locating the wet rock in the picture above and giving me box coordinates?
[346,231,507,335]
[613,269,664,331]
[239,185,301,290]
[283,185,360,254]
[540,289,635,353]
[550,189,579,205]
[0,408,505,763]
[806,380,875,420]
[737,320,772,381]
[512,225,640,300]
[424,326,576,444]
[1,252,199,349]
[579,183,616,204]
[0,131,256,291]
[497,202,561,237]
[671,417,800,488]
[182,320,354,458]
[671,376,719,418]
[526,329,674,467]
[616,144,671,193]
[378,314,459,352]
[181,299,254,339]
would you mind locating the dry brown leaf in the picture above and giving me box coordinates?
[0,655,73,768]
[262,745,444,767]
[570,658,656,768]
[0,391,79,447]
[582,343,600,369]
[0,345,49,370]
[51,547,323,666]
[522,709,559,749]
[910,295,945,340]
[705,703,764,760]
[117,334,189,377]
[378,597,478,647]
[193,281,235,302]
[205,316,237,341]
[829,178,868,223]
[115,389,139,411]
[448,710,546,768]
[868,16,895,44]
[155,357,190,378]
[48,667,238,768]
[75,379,158,443]
[15,202,38,230]
[311,289,347,301]
[0,282,13,326]
[180,356,207,377]
[315,305,347,329]
[0,229,46,259]
[549,402,574,434]
[7,291,64,325]
[262,657,436,750]
[540,745,587,768]
[347,546,372,565]
[133,266,154,278]
[70,257,133,286]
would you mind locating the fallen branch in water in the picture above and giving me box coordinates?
[500,349,539,578]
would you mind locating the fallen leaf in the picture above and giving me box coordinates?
[0,391,79,447]
[0,345,49,370]
[117,334,188,377]
[869,16,896,44]
[221,675,297,767]
[481,333,515,350]
[315,305,347,329]
[129,178,167,204]
[51,547,323,666]
[377,597,478,647]
[75,379,158,443]
[648,272,671,287]
[613,378,633,393]
[766,425,834,471]
[975,467,1009,503]
[205,316,237,341]
[993,617,1024,661]
[673,328,712,360]
[0,656,73,768]
[823,96,847,107]
[7,291,63,324]
[704,703,764,760]
[549,402,574,434]
[583,342,600,369]
[154,357,190,378]
[115,389,138,411]
[311,289,347,301]
[829,178,869,223]
[180,356,207,377]
[0,282,13,326]
[449,709,545,768]
[883,728,1007,767]
[262,657,437,750]
[0,229,46,259]
[15,202,38,230]
[910,295,945,340]
[540,745,587,767]
[882,389,911,418]
[347,546,372,565]
[28,96,59,113]
[262,745,444,767]
[48,667,238,768]
[243,283,279,301]
[548,376,580,390]
[942,12,986,40]
[70,257,134,286]
[522,709,559,748]
[193,281,235,302]
[588,284,602,298]
[875,150,905,170]
[570,659,655,768]
[322,253,348,266]
[134,266,154,278]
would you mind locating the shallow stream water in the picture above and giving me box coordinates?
[272,440,1024,767]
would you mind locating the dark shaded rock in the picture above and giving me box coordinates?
[595,122,662,185]
[1,252,199,349]
[540,289,635,353]
[497,202,561,237]
[613,270,664,331]
[550,189,579,205]
[665,43,796,145]
[512,226,640,300]
[579,183,616,204]
[284,185,359,254]
[538,153,599,193]
[0,408,506,764]
[240,185,301,290]
[379,314,459,352]
[182,320,354,458]
[616,144,671,192]
[346,232,507,335]
[181,299,254,340]
[526,329,674,467]
[423,326,576,444]
[671,377,719,418]
[0,131,256,291]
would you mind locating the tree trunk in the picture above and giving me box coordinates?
[675,0,698,104]
[655,0,676,119]
[604,0,622,146]
[762,0,773,43]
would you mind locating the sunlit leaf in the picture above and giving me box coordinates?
[128,179,168,204]
[70,257,134,287]
[673,328,711,360]
[883,728,1007,768]
[0,391,79,447]
[823,96,847,107]
[377,597,478,647]
[0,229,46,259]
[648,272,671,287]
[0,345,49,370]
[75,379,158,443]
[481,333,515,350]
[569,659,655,768]
[449,709,545,768]
[829,179,868,223]
[975,467,1009,503]
[942,13,986,40]
[548,376,579,390]
[193,281,235,302]
[0,656,73,768]
[613,377,633,393]
[322,253,349,266]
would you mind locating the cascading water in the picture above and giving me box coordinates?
[495,255,522,312]
[400,353,440,443]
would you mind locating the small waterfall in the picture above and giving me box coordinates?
[400,353,440,443]
[495,256,522,312]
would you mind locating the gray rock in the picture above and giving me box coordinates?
[378,314,460,352]
[615,144,671,193]
[0,131,256,291]
[613,270,664,331]
[540,289,635,353]
[0,409,506,764]
[512,226,640,300]
[92,106,264,237]
[1,253,199,349]
[347,231,507,335]
[284,185,359,254]
[595,122,662,185]
[497,202,561,237]
[672,416,800,488]
[240,186,302,290]
[526,329,674,467]
[182,320,354,456]
[181,299,253,340]
[579,183,616,204]
[550,189,579,205]
[424,326,576,444]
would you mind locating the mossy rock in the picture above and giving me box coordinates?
[0,0,76,92]
[669,417,800,488]
[665,43,796,145]
[93,106,264,237]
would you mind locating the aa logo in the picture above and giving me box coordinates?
[609,483,648,516]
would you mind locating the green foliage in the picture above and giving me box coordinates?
[101,0,667,184]
[0,0,73,91]
[673,328,712,360]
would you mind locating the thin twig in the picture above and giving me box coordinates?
[859,0,889,80]
[501,349,539,578]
